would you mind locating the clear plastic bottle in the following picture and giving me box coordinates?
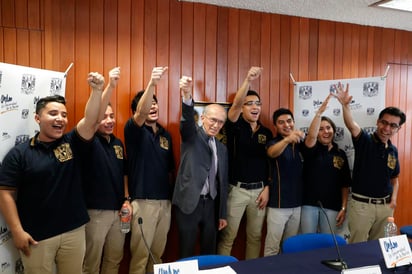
[384,216,398,237]
[120,204,131,233]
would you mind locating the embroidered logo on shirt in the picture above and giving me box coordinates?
[54,143,73,162]
[258,134,267,144]
[159,136,169,150]
[387,154,396,170]
[113,145,124,159]
[333,156,344,169]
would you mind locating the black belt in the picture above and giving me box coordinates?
[200,194,212,200]
[235,181,264,190]
[352,194,391,205]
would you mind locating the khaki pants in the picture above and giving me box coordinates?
[264,207,301,256]
[83,209,125,274]
[21,225,86,274]
[348,193,393,243]
[129,199,171,274]
[218,184,266,259]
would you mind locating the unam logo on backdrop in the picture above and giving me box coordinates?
[367,107,375,116]
[332,108,341,116]
[21,109,29,119]
[299,85,312,100]
[335,127,344,142]
[363,81,379,97]
[15,135,29,146]
[21,74,36,95]
[50,78,63,95]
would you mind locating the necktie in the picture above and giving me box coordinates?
[208,137,218,199]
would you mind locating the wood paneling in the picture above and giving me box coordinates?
[2,0,412,269]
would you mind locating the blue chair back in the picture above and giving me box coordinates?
[400,225,412,239]
[177,255,238,268]
[282,233,347,254]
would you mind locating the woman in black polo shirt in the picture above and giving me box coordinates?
[300,95,351,236]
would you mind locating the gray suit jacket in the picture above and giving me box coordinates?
[172,101,228,219]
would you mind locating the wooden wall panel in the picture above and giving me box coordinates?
[226,9,239,103]
[116,0,131,140]
[16,29,29,66]
[216,7,228,102]
[2,0,412,269]
[1,0,15,27]
[3,28,16,63]
[259,13,271,127]
[205,5,217,103]
[29,31,42,67]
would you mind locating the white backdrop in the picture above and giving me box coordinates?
[0,62,66,274]
[293,76,386,170]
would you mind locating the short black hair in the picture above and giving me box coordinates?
[131,90,158,114]
[246,90,261,101]
[379,107,406,126]
[272,108,294,125]
[36,95,66,114]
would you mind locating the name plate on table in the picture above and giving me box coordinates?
[341,265,382,274]
[378,234,412,268]
[153,260,198,274]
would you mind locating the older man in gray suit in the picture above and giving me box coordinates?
[173,76,229,259]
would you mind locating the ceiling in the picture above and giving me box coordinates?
[180,0,412,32]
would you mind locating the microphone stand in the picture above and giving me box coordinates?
[317,201,348,271]
[138,217,158,265]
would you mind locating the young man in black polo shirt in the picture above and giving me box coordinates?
[82,67,131,274]
[218,66,273,259]
[0,71,108,274]
[264,108,305,256]
[124,67,175,274]
[334,83,406,243]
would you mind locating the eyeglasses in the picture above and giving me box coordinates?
[379,119,400,130]
[243,100,262,106]
[204,116,225,126]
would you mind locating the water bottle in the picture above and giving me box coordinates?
[384,216,398,237]
[120,204,131,233]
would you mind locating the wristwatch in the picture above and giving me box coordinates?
[124,196,132,202]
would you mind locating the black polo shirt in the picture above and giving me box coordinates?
[0,130,90,241]
[267,136,304,208]
[83,133,127,210]
[301,141,352,211]
[352,130,399,197]
[124,118,174,200]
[225,115,273,185]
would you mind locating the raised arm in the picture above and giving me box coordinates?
[133,66,168,127]
[180,75,193,102]
[179,75,197,141]
[99,67,120,122]
[305,94,331,148]
[77,72,105,140]
[228,66,262,122]
[333,83,361,137]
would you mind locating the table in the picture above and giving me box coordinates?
[226,240,411,274]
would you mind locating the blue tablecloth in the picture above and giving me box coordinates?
[226,240,410,274]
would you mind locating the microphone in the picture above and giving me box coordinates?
[317,201,348,271]
[138,217,158,265]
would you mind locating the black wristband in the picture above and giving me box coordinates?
[124,196,132,202]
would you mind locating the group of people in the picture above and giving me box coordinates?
[0,65,406,274]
